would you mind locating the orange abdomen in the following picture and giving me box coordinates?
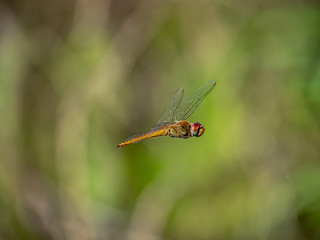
[117,127,169,147]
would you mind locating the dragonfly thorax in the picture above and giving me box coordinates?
[191,122,205,137]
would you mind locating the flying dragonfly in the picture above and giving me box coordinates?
[117,80,217,148]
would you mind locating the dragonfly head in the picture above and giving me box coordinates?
[191,122,205,137]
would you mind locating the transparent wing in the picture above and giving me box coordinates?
[174,80,216,121]
[156,88,184,124]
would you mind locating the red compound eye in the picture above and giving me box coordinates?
[192,122,200,132]
[191,122,204,137]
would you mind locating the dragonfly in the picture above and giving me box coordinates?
[117,80,216,148]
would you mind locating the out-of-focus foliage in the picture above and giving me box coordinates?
[1,0,320,239]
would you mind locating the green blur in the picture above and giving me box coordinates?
[1,1,320,239]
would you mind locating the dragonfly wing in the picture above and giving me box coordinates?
[156,88,184,124]
[151,122,172,130]
[175,80,216,121]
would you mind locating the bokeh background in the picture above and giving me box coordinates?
[1,0,320,239]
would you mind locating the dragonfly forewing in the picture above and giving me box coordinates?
[175,80,216,121]
[156,88,184,124]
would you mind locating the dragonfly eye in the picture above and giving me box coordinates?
[191,122,205,137]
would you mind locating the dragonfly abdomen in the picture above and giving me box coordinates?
[117,126,169,147]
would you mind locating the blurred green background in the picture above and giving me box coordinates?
[1,0,320,239]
